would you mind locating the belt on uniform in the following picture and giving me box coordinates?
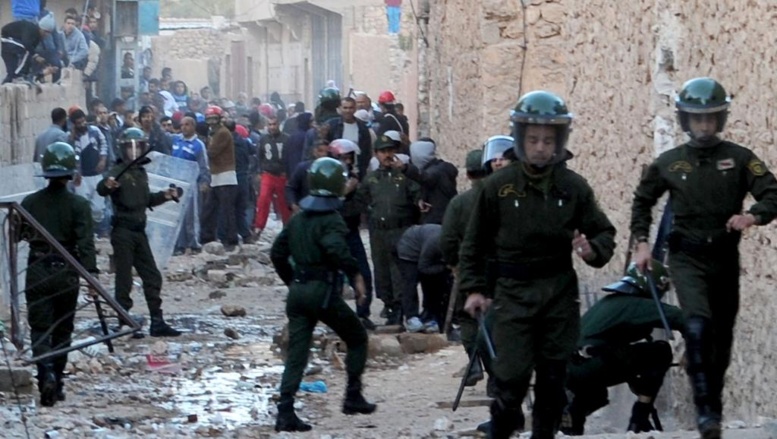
[371,217,413,230]
[112,218,147,232]
[293,266,337,283]
[668,232,739,254]
[494,255,573,281]
[28,251,68,269]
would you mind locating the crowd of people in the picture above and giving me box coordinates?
[2,2,105,86]
[20,74,777,439]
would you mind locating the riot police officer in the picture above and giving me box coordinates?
[21,142,98,406]
[562,260,684,435]
[271,157,376,432]
[630,77,777,439]
[97,128,181,337]
[315,87,341,126]
[482,135,516,173]
[460,91,616,439]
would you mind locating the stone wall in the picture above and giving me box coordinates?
[150,28,243,98]
[427,0,777,428]
[347,2,419,138]
[0,70,86,166]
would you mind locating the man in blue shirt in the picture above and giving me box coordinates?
[172,116,210,254]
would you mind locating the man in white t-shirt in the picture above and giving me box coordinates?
[327,97,373,178]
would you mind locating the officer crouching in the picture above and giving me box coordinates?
[562,260,684,435]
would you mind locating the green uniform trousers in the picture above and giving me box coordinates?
[566,340,673,417]
[279,281,368,397]
[491,271,580,406]
[111,226,163,315]
[669,248,739,402]
[369,226,407,308]
[25,257,79,374]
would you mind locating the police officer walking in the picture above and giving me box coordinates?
[97,128,182,337]
[460,91,616,439]
[562,260,684,435]
[630,77,777,439]
[271,157,376,432]
[21,142,98,406]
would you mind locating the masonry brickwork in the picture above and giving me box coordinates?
[427,0,777,428]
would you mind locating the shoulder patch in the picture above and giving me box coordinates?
[748,159,767,176]
[498,184,525,198]
[668,161,693,173]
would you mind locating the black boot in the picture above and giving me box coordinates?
[275,397,312,432]
[385,306,403,326]
[113,314,146,339]
[150,311,181,337]
[36,363,58,407]
[532,361,567,439]
[626,401,655,433]
[52,358,67,402]
[342,376,377,415]
[488,398,523,439]
[685,318,721,439]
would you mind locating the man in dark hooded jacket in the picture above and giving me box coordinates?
[285,112,312,178]
[404,138,458,224]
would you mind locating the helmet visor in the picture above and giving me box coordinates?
[121,139,148,161]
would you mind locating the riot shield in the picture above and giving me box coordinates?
[139,152,199,270]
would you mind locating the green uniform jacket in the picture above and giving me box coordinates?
[459,161,616,294]
[439,180,483,268]
[21,185,97,273]
[271,210,360,284]
[631,141,777,241]
[97,163,168,228]
[579,294,684,350]
[355,166,421,229]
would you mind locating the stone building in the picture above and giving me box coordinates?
[149,0,419,135]
[426,0,777,428]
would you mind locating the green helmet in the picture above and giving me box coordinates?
[308,157,347,197]
[318,87,341,109]
[481,135,515,174]
[40,142,77,179]
[117,127,149,162]
[465,149,484,174]
[510,90,572,167]
[675,77,730,147]
[299,157,347,212]
[602,260,671,298]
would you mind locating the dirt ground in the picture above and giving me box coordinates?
[1,222,775,438]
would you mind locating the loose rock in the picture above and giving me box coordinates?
[221,305,247,317]
[398,333,449,355]
[203,242,226,255]
[224,328,241,340]
[209,290,227,299]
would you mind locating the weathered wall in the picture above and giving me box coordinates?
[0,70,86,166]
[150,28,243,99]
[348,2,419,139]
[428,0,777,427]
